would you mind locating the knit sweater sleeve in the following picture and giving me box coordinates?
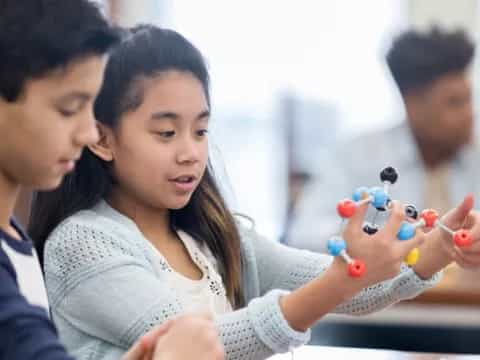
[44,214,309,360]
[239,224,441,315]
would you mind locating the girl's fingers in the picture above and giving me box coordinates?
[443,194,474,227]
[382,201,406,235]
[343,201,369,235]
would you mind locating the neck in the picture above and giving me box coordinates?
[416,143,451,169]
[0,169,20,231]
[107,187,173,244]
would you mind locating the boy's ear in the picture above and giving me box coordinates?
[87,122,114,162]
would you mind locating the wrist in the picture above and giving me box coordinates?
[413,229,452,279]
[279,257,363,332]
[429,228,454,263]
[326,256,365,298]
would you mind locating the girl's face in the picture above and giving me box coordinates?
[106,70,209,211]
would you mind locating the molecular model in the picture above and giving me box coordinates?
[327,166,473,278]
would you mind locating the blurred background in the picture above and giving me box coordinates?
[101,0,480,241]
[40,0,480,354]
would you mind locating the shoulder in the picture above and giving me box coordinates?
[47,205,140,248]
[0,227,36,282]
[44,207,146,273]
[234,214,257,245]
[338,125,404,159]
[233,214,282,257]
[0,240,18,282]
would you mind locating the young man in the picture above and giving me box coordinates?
[289,26,478,252]
[0,1,223,359]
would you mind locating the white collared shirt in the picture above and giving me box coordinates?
[147,230,233,315]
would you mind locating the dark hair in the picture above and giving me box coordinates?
[0,0,120,102]
[386,26,475,95]
[29,25,244,307]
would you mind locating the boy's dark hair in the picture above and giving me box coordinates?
[0,0,120,102]
[386,26,475,95]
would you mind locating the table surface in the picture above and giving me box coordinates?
[412,265,480,305]
[268,346,480,359]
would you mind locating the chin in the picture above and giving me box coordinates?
[168,196,193,210]
[33,175,64,191]
[169,202,190,210]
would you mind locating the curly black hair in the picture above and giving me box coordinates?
[386,26,475,95]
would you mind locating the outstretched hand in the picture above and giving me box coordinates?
[440,194,480,268]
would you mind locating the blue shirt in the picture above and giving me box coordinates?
[0,219,73,360]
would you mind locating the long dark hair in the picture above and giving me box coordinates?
[29,25,244,307]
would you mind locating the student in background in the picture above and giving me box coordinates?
[288,27,478,254]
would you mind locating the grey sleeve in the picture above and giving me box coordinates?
[242,224,441,315]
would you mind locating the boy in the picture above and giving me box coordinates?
[0,1,223,359]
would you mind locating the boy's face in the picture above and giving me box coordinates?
[406,71,473,156]
[0,55,107,190]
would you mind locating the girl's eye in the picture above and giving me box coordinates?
[156,131,175,138]
[196,129,209,137]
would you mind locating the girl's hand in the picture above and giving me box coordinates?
[440,194,480,269]
[279,200,424,333]
[342,200,425,288]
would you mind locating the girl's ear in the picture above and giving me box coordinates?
[87,122,115,162]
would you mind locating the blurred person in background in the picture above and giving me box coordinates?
[288,26,479,256]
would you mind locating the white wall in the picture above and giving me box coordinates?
[409,0,477,34]
[108,0,173,27]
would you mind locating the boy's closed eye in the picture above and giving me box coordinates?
[54,92,91,118]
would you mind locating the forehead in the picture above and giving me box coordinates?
[140,71,208,110]
[20,55,107,100]
[430,72,471,96]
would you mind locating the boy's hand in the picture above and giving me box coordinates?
[121,313,224,360]
[152,313,224,360]
[122,321,174,360]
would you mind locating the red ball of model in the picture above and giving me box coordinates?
[337,199,357,218]
[348,260,366,278]
[453,229,473,248]
[420,209,439,228]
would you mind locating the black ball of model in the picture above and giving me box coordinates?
[363,223,379,235]
[380,166,398,184]
[405,204,419,219]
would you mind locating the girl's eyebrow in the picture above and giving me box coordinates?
[151,111,178,121]
[150,109,210,121]
[197,110,210,121]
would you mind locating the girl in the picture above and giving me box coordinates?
[29,25,480,360]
